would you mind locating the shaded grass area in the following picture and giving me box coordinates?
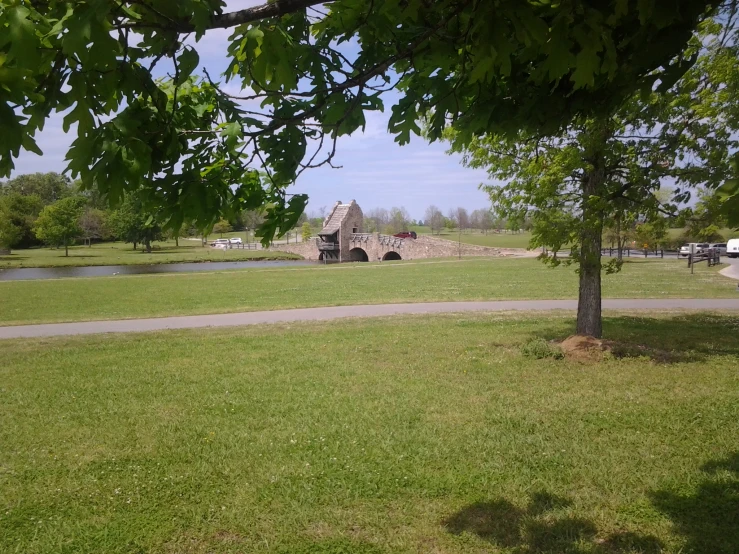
[0,240,299,268]
[1,312,738,553]
[0,257,736,325]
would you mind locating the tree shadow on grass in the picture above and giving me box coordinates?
[650,452,739,554]
[537,313,739,364]
[444,491,663,554]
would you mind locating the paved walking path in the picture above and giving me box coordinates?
[2,299,739,339]
[720,258,739,281]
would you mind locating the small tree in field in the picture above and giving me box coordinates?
[79,208,105,247]
[34,197,85,256]
[425,205,444,235]
[301,221,312,242]
[633,219,669,250]
[213,219,232,237]
[107,194,164,252]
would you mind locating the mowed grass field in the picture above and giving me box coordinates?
[0,240,299,268]
[1,312,738,553]
[422,230,535,249]
[414,227,739,250]
[1,257,736,325]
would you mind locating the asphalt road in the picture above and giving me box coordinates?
[2,298,739,340]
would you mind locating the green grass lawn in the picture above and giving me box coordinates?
[1,312,737,553]
[0,240,299,268]
[0,257,735,326]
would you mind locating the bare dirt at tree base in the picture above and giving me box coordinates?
[560,335,610,362]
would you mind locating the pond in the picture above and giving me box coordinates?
[0,260,316,281]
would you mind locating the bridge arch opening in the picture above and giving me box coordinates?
[382,251,402,261]
[349,247,369,262]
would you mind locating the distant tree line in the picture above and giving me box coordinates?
[0,172,285,254]
[302,197,732,252]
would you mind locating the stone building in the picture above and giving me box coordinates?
[317,200,365,262]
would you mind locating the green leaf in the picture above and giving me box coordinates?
[177,47,200,84]
[571,47,601,89]
[7,6,40,67]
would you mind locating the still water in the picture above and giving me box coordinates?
[0,260,315,281]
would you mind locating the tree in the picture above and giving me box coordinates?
[479,210,495,235]
[237,210,265,233]
[33,197,85,256]
[447,15,739,337]
[213,219,232,237]
[0,208,20,251]
[1,1,720,241]
[108,194,164,252]
[633,218,669,250]
[685,189,728,241]
[301,221,312,242]
[79,208,105,246]
[365,208,390,234]
[0,192,43,248]
[425,205,444,235]
[454,207,470,233]
[386,207,411,235]
[0,173,73,205]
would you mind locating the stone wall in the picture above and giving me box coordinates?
[274,240,321,260]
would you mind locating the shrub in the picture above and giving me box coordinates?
[521,338,564,360]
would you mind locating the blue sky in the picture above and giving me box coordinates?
[9,1,494,221]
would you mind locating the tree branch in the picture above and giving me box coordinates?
[117,0,331,31]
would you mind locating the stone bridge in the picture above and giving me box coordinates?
[274,231,516,262]
[271,199,519,262]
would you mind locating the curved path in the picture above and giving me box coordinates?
[2,299,739,339]
[720,258,739,281]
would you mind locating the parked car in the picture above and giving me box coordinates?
[679,243,710,257]
[727,238,739,258]
[229,237,243,244]
[210,238,230,247]
[393,231,417,239]
[710,243,727,255]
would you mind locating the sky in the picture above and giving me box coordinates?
[9,1,494,221]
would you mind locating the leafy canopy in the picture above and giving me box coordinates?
[33,196,85,249]
[0,0,719,241]
[448,9,739,266]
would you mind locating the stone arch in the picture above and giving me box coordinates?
[382,251,402,261]
[349,247,369,262]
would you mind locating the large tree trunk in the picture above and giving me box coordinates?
[144,238,152,253]
[64,242,69,257]
[577,170,605,338]
[175,236,179,247]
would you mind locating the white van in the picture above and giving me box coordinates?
[727,238,739,258]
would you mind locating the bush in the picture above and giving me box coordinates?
[521,338,564,360]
